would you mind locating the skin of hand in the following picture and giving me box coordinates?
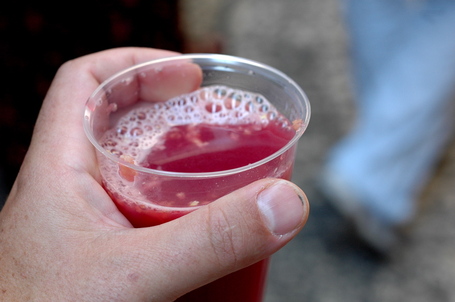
[0,47,309,302]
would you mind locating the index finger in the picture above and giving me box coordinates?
[31,47,201,175]
[93,54,204,110]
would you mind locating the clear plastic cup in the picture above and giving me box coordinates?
[84,54,310,302]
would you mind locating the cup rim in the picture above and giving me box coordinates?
[84,53,311,179]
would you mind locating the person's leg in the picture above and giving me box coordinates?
[324,0,455,250]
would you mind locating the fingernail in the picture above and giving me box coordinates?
[257,180,307,236]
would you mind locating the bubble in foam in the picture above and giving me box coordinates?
[117,126,128,135]
[137,111,146,120]
[267,111,277,120]
[96,98,103,107]
[259,104,269,112]
[214,87,227,98]
[110,149,123,156]
[256,96,264,104]
[130,127,144,137]
[121,77,134,85]
[104,139,117,147]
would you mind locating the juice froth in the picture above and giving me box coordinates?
[100,85,297,172]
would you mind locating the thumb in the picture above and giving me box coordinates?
[127,178,309,301]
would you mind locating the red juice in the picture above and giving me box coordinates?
[98,85,302,301]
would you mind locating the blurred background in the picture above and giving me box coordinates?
[2,0,455,301]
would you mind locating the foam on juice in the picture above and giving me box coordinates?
[100,85,295,168]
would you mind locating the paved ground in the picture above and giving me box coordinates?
[214,0,455,301]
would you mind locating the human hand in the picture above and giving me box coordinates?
[0,47,309,301]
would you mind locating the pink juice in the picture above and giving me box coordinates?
[98,85,301,301]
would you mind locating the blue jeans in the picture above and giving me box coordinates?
[326,0,455,224]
